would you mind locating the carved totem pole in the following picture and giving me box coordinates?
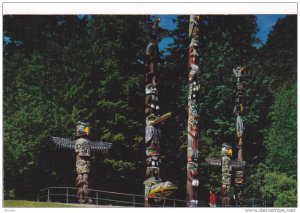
[205,67,246,207]
[221,143,233,206]
[186,15,201,207]
[206,143,246,206]
[51,121,112,204]
[144,18,176,207]
[233,66,246,205]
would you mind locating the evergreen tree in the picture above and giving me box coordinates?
[260,172,297,207]
[264,84,297,176]
[260,15,297,86]
[3,15,151,199]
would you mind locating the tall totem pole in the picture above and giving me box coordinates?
[51,121,112,204]
[186,15,201,207]
[205,67,246,207]
[221,143,233,206]
[233,66,246,206]
[144,18,176,207]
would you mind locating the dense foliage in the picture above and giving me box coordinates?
[260,171,297,207]
[3,15,297,207]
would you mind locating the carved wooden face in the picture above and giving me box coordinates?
[190,37,199,47]
[145,84,157,95]
[75,138,91,156]
[145,126,161,144]
[146,155,161,168]
[236,171,244,177]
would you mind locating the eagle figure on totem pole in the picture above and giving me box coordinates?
[144,18,177,206]
[51,121,112,204]
[205,66,247,207]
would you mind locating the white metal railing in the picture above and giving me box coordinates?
[37,187,266,207]
[37,187,189,207]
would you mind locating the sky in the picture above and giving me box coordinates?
[256,15,286,44]
[158,15,287,52]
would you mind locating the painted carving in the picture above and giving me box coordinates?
[144,18,176,206]
[221,144,232,206]
[233,66,246,205]
[186,15,201,207]
[206,143,246,207]
[205,67,247,206]
[51,121,112,204]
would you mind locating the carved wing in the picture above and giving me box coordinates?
[51,136,75,150]
[205,157,222,166]
[90,141,112,152]
[231,160,246,168]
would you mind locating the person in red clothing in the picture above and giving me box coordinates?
[209,188,217,207]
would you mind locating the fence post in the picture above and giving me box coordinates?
[133,195,135,207]
[47,188,50,202]
[96,191,98,205]
[66,188,69,203]
[173,201,175,207]
[37,191,39,202]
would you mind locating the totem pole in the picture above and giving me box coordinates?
[221,143,233,206]
[186,15,201,207]
[206,144,246,206]
[51,121,112,204]
[205,67,246,207]
[233,66,246,206]
[144,18,177,207]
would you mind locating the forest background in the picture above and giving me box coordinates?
[3,15,297,207]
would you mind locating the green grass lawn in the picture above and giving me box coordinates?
[4,200,78,208]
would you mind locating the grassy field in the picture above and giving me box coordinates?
[3,200,79,208]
